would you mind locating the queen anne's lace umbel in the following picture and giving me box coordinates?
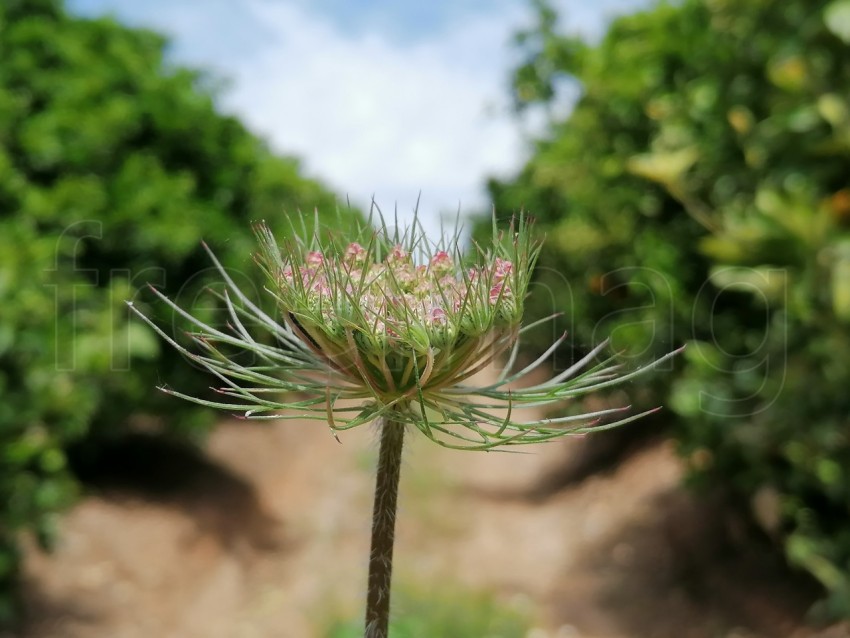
[129,213,680,450]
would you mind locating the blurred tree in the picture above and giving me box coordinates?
[482,0,850,619]
[0,0,359,624]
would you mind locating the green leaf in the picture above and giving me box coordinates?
[831,241,850,321]
[708,266,788,302]
[825,0,850,44]
[626,147,699,188]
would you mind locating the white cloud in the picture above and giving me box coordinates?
[218,1,530,239]
[70,0,651,239]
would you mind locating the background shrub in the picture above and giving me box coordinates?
[481,0,850,618]
[0,0,360,624]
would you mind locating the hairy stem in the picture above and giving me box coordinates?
[364,414,405,638]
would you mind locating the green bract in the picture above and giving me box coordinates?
[130,212,680,450]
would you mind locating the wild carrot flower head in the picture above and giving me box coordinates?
[129,212,680,450]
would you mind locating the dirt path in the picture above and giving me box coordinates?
[15,379,840,638]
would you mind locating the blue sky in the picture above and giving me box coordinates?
[66,0,648,237]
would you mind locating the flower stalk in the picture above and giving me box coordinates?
[365,413,405,638]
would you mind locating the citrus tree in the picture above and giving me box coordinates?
[483,0,850,618]
[0,0,358,623]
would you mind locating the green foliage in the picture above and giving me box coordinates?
[0,0,358,625]
[484,0,850,618]
[324,581,530,638]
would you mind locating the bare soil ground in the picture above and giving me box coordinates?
[11,377,847,638]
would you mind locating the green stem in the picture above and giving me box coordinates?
[364,414,405,638]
